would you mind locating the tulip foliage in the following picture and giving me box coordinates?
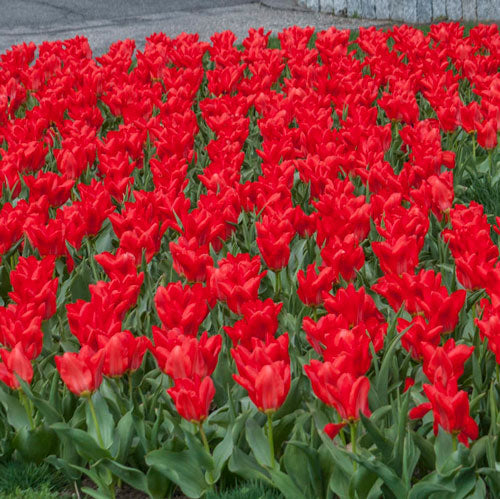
[0,22,499,498]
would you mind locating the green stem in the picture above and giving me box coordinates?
[472,133,476,161]
[489,148,493,174]
[128,372,133,403]
[312,306,318,322]
[496,363,499,384]
[275,270,282,299]
[339,425,347,447]
[199,422,214,486]
[267,412,275,470]
[19,390,35,430]
[85,238,99,283]
[350,422,358,472]
[86,394,104,448]
[452,433,458,452]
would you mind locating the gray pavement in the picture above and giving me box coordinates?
[0,0,389,57]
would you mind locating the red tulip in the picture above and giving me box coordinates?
[55,346,105,397]
[232,334,290,413]
[297,263,335,307]
[154,282,209,336]
[256,213,294,271]
[0,343,33,389]
[223,299,282,347]
[169,236,213,283]
[9,256,58,320]
[167,376,215,423]
[304,360,371,422]
[101,331,151,378]
[208,253,266,314]
[152,329,221,379]
[94,251,138,280]
[410,385,478,447]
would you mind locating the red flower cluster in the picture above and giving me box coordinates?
[409,339,477,446]
[0,257,56,389]
[0,23,498,460]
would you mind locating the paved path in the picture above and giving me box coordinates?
[0,0,390,56]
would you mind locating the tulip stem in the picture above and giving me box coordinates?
[198,422,214,486]
[472,133,476,161]
[267,412,275,470]
[312,306,318,322]
[86,394,104,448]
[85,238,99,283]
[275,270,282,299]
[452,434,458,452]
[19,389,35,430]
[350,422,358,472]
[496,363,499,384]
[128,372,133,403]
[199,422,210,454]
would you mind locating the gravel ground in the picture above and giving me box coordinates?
[0,0,391,56]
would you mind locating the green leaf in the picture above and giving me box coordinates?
[453,468,477,499]
[471,435,488,464]
[246,417,272,468]
[102,459,150,495]
[360,412,392,462]
[269,468,307,499]
[349,465,379,499]
[147,466,170,499]
[86,392,114,449]
[146,449,207,498]
[228,446,270,483]
[411,431,435,470]
[17,378,61,425]
[212,428,233,480]
[113,411,134,462]
[316,421,353,476]
[45,455,81,481]
[69,463,111,498]
[284,441,323,498]
[328,464,351,499]
[402,434,420,489]
[51,422,111,461]
[375,320,408,406]
[392,389,411,473]
[81,488,111,499]
[0,386,29,430]
[409,475,455,499]
[70,262,92,301]
[12,425,57,463]
[352,453,408,497]
[184,430,214,471]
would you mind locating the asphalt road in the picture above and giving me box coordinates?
[0,0,388,56]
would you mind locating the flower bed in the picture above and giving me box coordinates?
[0,23,499,498]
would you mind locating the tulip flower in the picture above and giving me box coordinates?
[152,329,221,379]
[410,385,478,448]
[232,334,290,469]
[55,346,105,397]
[256,214,294,272]
[101,331,151,378]
[8,256,58,320]
[231,334,291,414]
[0,343,33,390]
[167,376,215,424]
[154,282,209,336]
[297,263,335,307]
[223,299,282,347]
[304,361,371,423]
[208,253,267,314]
[169,236,213,283]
